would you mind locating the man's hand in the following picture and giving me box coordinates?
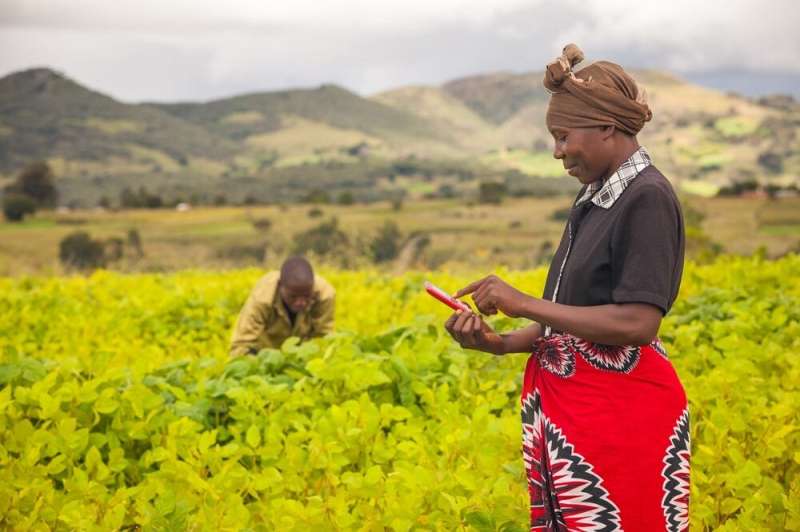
[444,310,505,355]
[454,275,531,317]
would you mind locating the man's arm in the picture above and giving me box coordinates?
[229,295,269,356]
[309,292,335,338]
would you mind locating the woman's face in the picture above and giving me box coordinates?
[549,126,613,185]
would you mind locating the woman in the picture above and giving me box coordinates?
[445,44,689,531]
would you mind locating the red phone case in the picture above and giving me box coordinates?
[424,281,470,312]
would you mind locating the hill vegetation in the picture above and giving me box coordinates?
[0,67,797,207]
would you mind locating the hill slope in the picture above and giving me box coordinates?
[0,69,237,177]
[0,66,797,203]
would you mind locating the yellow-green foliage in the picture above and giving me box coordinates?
[0,257,799,530]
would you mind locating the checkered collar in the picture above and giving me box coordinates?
[575,147,652,209]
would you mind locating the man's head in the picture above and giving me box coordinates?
[544,44,651,185]
[278,256,314,314]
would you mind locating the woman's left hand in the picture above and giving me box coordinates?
[454,275,531,317]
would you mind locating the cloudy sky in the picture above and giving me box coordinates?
[1,0,798,102]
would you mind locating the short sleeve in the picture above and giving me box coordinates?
[610,185,683,314]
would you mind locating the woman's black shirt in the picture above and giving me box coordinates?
[542,164,685,315]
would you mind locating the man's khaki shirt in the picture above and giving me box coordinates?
[229,272,335,356]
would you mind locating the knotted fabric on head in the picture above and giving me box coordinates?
[544,44,652,136]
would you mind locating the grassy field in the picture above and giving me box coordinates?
[1,196,799,277]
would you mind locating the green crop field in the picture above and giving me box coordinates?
[1,255,798,530]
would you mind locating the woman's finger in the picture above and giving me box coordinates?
[454,277,487,299]
[473,290,496,315]
[470,314,483,338]
[465,314,481,346]
[452,310,471,337]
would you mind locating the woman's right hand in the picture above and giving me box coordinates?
[444,311,505,355]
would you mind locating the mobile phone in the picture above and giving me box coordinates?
[424,281,471,312]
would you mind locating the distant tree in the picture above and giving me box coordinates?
[337,192,355,206]
[127,229,144,258]
[478,181,508,204]
[308,208,324,218]
[346,142,370,157]
[293,218,348,256]
[370,221,402,263]
[437,184,456,198]
[213,193,228,206]
[757,151,783,174]
[119,187,140,208]
[118,186,163,208]
[59,231,106,271]
[139,186,163,208]
[2,194,37,222]
[98,196,112,209]
[718,180,758,197]
[391,159,420,176]
[303,189,330,204]
[251,217,272,232]
[6,161,58,207]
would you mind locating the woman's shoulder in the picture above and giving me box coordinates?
[623,165,680,204]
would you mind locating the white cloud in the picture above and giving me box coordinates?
[0,0,797,101]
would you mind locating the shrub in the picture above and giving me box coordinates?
[478,181,507,204]
[127,229,144,258]
[5,161,58,207]
[303,189,330,204]
[337,192,355,206]
[119,186,164,209]
[757,151,784,174]
[2,193,37,222]
[251,218,272,232]
[293,218,348,256]
[370,221,402,263]
[59,231,107,270]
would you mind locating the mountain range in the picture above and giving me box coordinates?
[0,67,796,205]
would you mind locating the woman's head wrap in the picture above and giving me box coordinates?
[544,44,652,136]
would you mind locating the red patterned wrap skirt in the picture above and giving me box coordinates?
[521,334,690,531]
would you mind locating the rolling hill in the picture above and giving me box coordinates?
[0,66,797,206]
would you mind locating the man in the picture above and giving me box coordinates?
[230,256,335,356]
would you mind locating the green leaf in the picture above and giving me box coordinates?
[246,425,261,448]
[721,497,742,515]
[465,511,495,531]
[94,388,119,414]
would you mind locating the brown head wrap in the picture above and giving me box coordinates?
[544,44,652,136]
